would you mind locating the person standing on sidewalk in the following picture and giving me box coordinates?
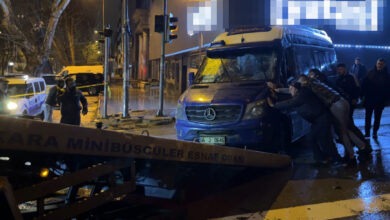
[43,79,65,122]
[350,57,367,86]
[361,58,390,139]
[58,77,88,126]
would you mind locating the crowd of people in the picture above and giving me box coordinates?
[0,76,88,126]
[267,58,390,166]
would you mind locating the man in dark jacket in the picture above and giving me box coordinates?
[350,57,367,86]
[58,77,88,126]
[336,63,360,118]
[43,79,65,122]
[361,58,390,139]
[270,82,339,164]
[0,78,8,114]
[297,74,371,162]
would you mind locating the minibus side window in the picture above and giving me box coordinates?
[39,81,45,92]
[26,83,34,96]
[295,46,316,75]
[285,47,296,79]
[34,82,41,93]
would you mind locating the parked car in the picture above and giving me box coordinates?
[57,65,104,96]
[175,26,338,151]
[6,76,47,118]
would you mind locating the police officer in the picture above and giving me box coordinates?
[58,77,88,126]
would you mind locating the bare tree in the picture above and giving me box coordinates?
[0,0,70,75]
[54,0,101,67]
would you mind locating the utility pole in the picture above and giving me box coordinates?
[122,0,130,118]
[157,0,167,117]
[103,24,112,119]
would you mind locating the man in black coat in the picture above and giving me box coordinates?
[58,77,88,126]
[269,81,340,164]
[350,57,367,86]
[361,58,390,139]
[336,63,360,118]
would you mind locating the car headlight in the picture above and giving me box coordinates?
[7,101,18,110]
[175,103,187,120]
[243,99,266,120]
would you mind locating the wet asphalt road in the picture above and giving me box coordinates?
[192,108,390,220]
[55,86,390,219]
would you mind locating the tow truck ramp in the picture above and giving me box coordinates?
[0,116,291,219]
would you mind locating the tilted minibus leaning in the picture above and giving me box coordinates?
[176,26,337,151]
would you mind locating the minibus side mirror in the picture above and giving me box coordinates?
[188,72,195,86]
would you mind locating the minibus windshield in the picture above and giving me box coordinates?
[8,84,27,96]
[194,48,277,84]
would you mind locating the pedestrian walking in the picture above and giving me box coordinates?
[269,81,340,164]
[336,63,360,119]
[361,58,390,139]
[43,79,65,122]
[58,77,88,126]
[0,77,9,114]
[296,74,370,164]
[350,57,367,86]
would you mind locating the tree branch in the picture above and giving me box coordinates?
[42,0,70,59]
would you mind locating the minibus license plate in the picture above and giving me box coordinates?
[200,136,226,145]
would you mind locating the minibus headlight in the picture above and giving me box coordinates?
[7,101,18,110]
[176,103,187,120]
[243,100,266,119]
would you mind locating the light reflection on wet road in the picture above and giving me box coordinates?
[209,108,390,220]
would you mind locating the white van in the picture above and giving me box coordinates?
[6,76,47,118]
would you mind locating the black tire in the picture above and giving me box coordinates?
[88,87,98,96]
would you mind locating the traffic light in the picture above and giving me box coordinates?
[166,13,178,43]
[154,15,165,33]
[97,25,113,43]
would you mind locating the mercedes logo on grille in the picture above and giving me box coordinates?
[204,107,216,121]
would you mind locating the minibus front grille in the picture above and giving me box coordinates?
[185,105,242,124]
